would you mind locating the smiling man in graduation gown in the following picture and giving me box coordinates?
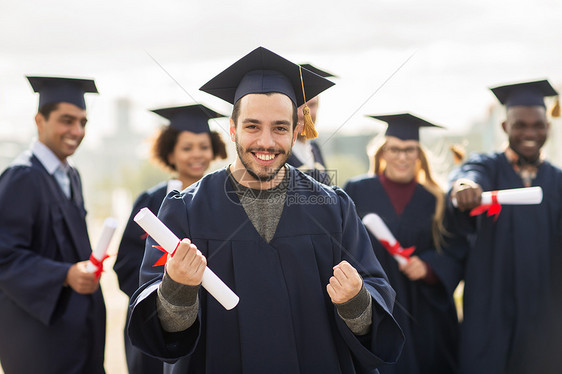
[0,77,106,373]
[449,79,562,374]
[128,47,404,374]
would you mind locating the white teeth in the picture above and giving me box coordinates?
[255,153,275,161]
[64,139,78,146]
[522,141,536,146]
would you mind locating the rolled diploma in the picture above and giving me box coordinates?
[362,213,408,265]
[133,207,239,310]
[87,217,118,273]
[452,186,543,207]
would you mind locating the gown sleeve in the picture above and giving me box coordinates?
[127,191,200,362]
[447,153,498,236]
[0,166,71,326]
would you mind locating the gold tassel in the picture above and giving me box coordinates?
[301,104,318,139]
[551,96,560,118]
[299,66,318,139]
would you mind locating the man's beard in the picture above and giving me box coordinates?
[235,138,291,182]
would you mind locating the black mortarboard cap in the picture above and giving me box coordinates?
[490,79,558,108]
[299,63,337,78]
[27,76,98,110]
[150,104,225,133]
[199,47,335,107]
[367,113,443,141]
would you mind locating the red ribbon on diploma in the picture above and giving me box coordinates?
[379,240,416,262]
[469,190,501,220]
[152,241,181,267]
[89,253,110,279]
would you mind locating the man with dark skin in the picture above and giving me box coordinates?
[448,80,562,374]
[0,76,106,374]
[453,106,549,208]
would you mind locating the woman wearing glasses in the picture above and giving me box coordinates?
[344,114,463,374]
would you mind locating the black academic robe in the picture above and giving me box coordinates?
[114,182,168,374]
[128,166,404,374]
[0,151,105,374]
[345,175,461,374]
[287,140,332,184]
[447,152,562,374]
[115,182,168,298]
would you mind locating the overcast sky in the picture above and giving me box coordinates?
[1,0,561,147]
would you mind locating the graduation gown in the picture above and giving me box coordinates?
[115,182,169,298]
[448,152,562,374]
[128,166,404,374]
[0,151,105,374]
[114,182,170,374]
[287,140,332,184]
[345,175,461,374]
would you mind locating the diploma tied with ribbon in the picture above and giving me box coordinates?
[362,213,415,265]
[87,217,118,278]
[133,207,239,311]
[452,186,543,220]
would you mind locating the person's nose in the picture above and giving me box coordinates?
[256,128,276,149]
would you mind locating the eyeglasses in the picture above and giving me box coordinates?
[383,146,419,159]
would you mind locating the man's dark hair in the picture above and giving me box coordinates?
[38,103,60,120]
[231,93,298,129]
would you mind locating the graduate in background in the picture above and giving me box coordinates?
[127,46,404,373]
[345,114,463,374]
[0,76,106,373]
[449,79,562,374]
[286,63,335,184]
[114,104,227,374]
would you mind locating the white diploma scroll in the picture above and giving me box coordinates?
[133,207,239,310]
[451,186,543,207]
[87,217,118,273]
[362,213,409,266]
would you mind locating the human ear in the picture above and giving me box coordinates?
[229,118,236,142]
[501,121,508,134]
[35,112,46,139]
